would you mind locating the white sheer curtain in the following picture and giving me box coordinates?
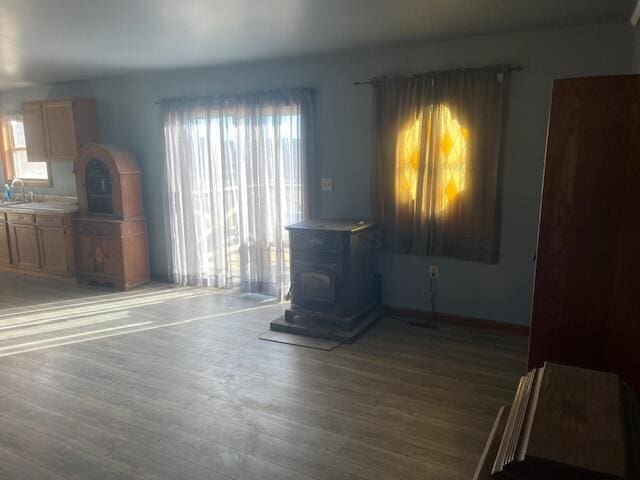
[161,88,315,297]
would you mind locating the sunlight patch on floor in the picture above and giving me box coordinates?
[0,287,219,324]
[0,287,284,358]
[0,311,131,340]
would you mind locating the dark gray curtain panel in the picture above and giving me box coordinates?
[374,66,507,263]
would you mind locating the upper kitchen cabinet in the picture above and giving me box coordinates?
[22,98,100,162]
[22,102,49,163]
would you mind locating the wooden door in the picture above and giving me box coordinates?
[43,100,77,161]
[22,102,48,163]
[11,224,40,269]
[529,76,640,393]
[0,222,12,265]
[39,227,70,274]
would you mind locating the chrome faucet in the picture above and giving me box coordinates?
[10,178,26,201]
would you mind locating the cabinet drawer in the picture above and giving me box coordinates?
[37,214,64,227]
[75,222,119,237]
[9,213,35,225]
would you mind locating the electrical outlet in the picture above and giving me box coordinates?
[321,177,334,192]
[429,265,439,279]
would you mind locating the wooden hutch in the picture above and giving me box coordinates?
[73,143,149,290]
[528,76,640,394]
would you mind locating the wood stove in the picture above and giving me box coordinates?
[270,220,383,343]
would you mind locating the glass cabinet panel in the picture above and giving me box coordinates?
[85,157,114,214]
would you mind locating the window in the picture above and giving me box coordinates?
[374,66,506,263]
[184,110,304,290]
[0,113,50,186]
[161,88,313,295]
[396,104,468,212]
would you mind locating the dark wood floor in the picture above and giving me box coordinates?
[0,273,528,480]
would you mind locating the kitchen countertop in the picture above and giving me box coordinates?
[0,202,79,215]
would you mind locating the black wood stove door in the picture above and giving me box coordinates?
[290,254,343,314]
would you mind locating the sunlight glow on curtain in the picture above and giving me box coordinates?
[161,88,314,297]
[375,67,507,263]
[396,106,468,209]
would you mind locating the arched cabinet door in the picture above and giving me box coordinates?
[84,157,114,215]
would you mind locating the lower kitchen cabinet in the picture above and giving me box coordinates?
[39,226,73,274]
[11,223,40,269]
[0,220,12,265]
[0,209,76,279]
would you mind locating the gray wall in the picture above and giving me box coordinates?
[0,22,634,325]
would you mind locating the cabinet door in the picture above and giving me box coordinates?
[11,224,40,269]
[39,226,70,274]
[75,234,122,276]
[0,223,12,265]
[43,100,77,161]
[91,236,122,275]
[22,102,48,163]
[75,234,95,274]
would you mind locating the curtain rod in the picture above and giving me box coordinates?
[154,86,315,106]
[353,65,523,86]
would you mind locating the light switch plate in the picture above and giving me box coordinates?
[429,265,439,279]
[321,178,334,191]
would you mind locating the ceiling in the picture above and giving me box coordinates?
[0,0,635,90]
